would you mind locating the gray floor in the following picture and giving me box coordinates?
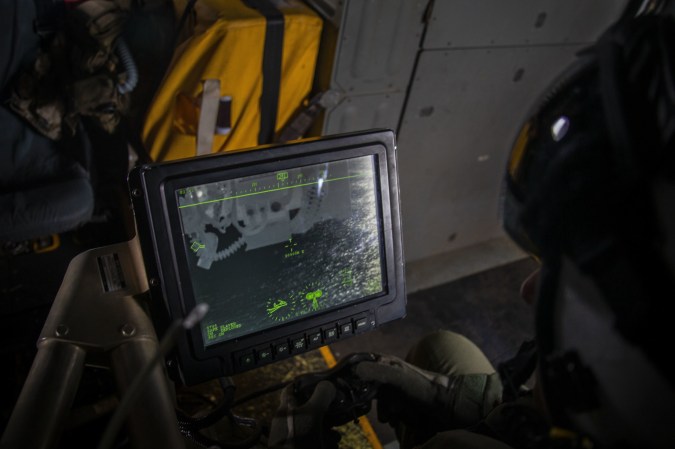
[329,256,539,447]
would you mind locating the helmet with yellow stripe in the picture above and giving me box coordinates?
[501,12,675,449]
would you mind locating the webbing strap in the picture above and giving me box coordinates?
[196,79,220,156]
[243,0,284,144]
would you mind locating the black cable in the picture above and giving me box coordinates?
[232,380,291,407]
[176,390,233,431]
[178,408,262,449]
[177,377,235,430]
[176,375,267,449]
[174,360,291,447]
[180,418,262,449]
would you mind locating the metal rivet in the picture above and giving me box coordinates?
[132,188,142,197]
[55,324,69,337]
[120,324,136,337]
[149,278,159,287]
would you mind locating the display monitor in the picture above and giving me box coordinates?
[129,130,405,384]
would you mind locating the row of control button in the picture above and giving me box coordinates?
[236,315,372,369]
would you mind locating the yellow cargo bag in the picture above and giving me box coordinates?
[142,0,322,161]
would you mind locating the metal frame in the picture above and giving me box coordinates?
[1,238,184,449]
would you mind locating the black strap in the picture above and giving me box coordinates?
[243,0,284,145]
[175,0,197,46]
[497,339,537,403]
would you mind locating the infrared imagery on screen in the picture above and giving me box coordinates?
[175,156,384,347]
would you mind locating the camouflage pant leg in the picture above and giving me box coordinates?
[395,330,503,449]
[405,330,497,376]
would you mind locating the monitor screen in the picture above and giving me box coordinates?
[129,129,405,384]
[175,156,385,347]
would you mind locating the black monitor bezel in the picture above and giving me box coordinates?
[166,152,389,353]
[129,130,405,384]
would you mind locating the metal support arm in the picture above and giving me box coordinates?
[1,237,185,449]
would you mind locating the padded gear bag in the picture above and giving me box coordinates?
[141,0,322,161]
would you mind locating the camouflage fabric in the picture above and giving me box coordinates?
[8,0,132,140]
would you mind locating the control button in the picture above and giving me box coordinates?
[239,352,255,367]
[307,331,322,347]
[355,317,369,332]
[257,346,273,362]
[275,342,290,357]
[292,337,306,352]
[340,322,353,335]
[323,326,338,341]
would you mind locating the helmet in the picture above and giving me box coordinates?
[501,13,675,448]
